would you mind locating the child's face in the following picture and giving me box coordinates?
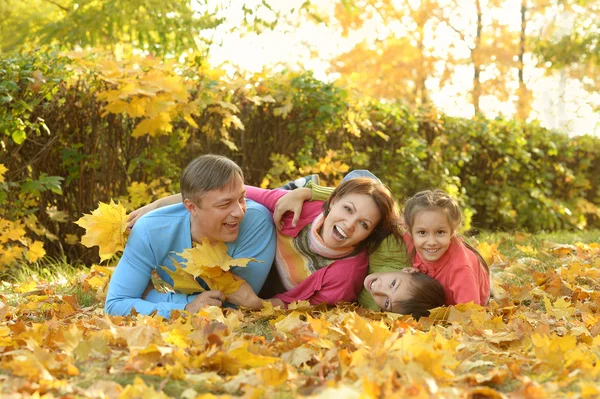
[364,269,418,312]
[410,209,453,263]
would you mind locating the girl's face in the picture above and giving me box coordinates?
[410,209,453,263]
[321,193,381,249]
[364,269,419,311]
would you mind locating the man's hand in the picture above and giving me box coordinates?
[184,290,225,313]
[273,188,311,230]
[227,282,263,309]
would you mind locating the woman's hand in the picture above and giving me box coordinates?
[127,202,158,230]
[127,193,183,230]
[273,188,312,230]
[227,282,263,309]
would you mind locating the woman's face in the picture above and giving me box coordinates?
[321,193,381,250]
[364,269,419,311]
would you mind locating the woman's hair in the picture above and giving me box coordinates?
[323,177,402,253]
[392,272,446,319]
[180,154,244,205]
[403,189,489,274]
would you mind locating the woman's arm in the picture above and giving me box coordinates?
[127,194,181,229]
[272,188,312,229]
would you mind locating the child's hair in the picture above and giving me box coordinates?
[403,189,489,274]
[392,272,446,319]
[323,177,402,253]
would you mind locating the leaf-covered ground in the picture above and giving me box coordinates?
[1,232,600,398]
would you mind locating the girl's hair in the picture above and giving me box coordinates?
[393,272,446,319]
[323,177,402,253]
[403,189,489,274]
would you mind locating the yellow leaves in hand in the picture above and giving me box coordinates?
[162,238,259,294]
[75,200,128,262]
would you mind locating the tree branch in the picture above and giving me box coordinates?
[41,0,70,12]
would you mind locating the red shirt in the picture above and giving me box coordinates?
[403,232,490,306]
[245,186,368,306]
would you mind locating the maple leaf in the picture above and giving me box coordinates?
[75,200,128,262]
[162,238,259,294]
[161,260,205,295]
[25,241,46,263]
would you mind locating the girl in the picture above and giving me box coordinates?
[403,189,490,306]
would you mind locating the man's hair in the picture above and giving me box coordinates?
[180,154,244,204]
[392,272,446,320]
[323,177,402,253]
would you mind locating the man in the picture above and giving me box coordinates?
[105,155,276,318]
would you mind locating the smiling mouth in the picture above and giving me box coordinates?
[333,225,347,240]
[368,278,376,291]
[224,222,238,229]
[424,248,440,253]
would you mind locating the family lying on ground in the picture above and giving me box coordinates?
[105,154,490,319]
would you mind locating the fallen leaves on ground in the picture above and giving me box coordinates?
[0,241,599,398]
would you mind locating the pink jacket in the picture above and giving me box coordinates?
[245,186,369,305]
[404,232,490,305]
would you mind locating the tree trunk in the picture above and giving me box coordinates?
[517,0,530,120]
[472,0,482,115]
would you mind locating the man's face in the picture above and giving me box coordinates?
[185,174,247,243]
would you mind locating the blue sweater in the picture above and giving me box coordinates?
[105,200,276,317]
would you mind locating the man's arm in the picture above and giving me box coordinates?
[105,218,221,317]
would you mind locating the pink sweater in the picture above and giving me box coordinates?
[403,232,490,306]
[245,186,369,306]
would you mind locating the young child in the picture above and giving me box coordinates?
[402,189,490,306]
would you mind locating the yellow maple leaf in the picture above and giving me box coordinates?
[163,239,259,294]
[0,163,7,183]
[132,112,172,137]
[1,245,24,265]
[161,260,205,295]
[476,241,499,265]
[516,244,537,256]
[64,234,79,245]
[75,200,128,262]
[25,240,46,263]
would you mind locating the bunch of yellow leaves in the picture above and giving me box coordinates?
[162,238,259,294]
[75,200,128,262]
